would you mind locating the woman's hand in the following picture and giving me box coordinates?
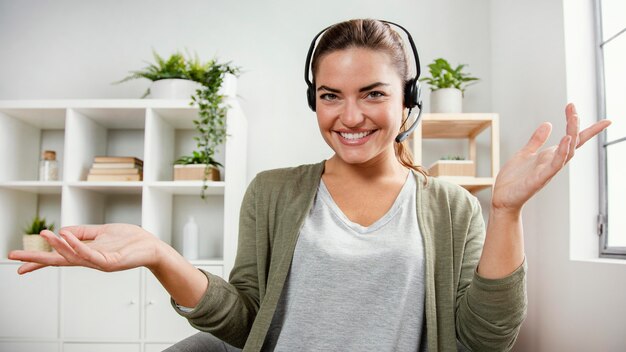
[478,103,611,279]
[8,223,163,275]
[491,103,611,213]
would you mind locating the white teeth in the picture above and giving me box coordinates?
[340,131,373,140]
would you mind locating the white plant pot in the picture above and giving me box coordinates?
[430,88,463,113]
[148,74,237,99]
[149,79,203,99]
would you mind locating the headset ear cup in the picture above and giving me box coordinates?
[307,84,316,111]
[404,79,422,109]
[404,79,416,109]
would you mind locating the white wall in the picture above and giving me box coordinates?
[0,0,493,183]
[491,0,626,350]
[3,0,625,349]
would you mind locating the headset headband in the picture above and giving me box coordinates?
[304,20,421,91]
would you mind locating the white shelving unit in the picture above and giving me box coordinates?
[0,98,247,351]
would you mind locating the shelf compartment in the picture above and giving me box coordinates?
[0,188,61,257]
[412,113,500,194]
[63,186,142,227]
[172,194,224,260]
[142,186,224,260]
[145,108,226,182]
[0,109,66,182]
[64,108,145,183]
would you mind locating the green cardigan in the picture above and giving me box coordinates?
[173,161,527,351]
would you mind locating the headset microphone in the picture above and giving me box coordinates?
[395,101,423,143]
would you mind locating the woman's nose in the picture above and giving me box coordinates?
[339,99,365,127]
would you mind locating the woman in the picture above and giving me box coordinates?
[9,19,610,351]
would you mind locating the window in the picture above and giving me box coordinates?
[596,0,626,258]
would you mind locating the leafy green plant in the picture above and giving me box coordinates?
[440,155,466,161]
[175,151,222,166]
[420,58,479,95]
[118,50,240,199]
[23,215,55,235]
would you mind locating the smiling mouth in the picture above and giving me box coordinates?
[338,130,376,140]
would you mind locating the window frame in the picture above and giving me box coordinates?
[595,0,626,258]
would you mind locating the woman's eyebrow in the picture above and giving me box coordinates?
[317,82,390,93]
[317,85,341,93]
[358,82,390,92]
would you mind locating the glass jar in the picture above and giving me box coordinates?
[39,150,59,181]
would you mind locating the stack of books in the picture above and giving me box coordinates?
[87,156,143,181]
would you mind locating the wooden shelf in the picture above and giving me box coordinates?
[412,113,500,194]
[421,113,497,139]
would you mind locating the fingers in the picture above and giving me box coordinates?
[9,229,105,274]
[58,225,102,241]
[576,120,612,148]
[565,103,580,162]
[17,262,49,275]
[9,248,67,266]
[41,230,95,269]
[537,135,572,184]
[59,230,107,270]
[523,122,552,154]
[552,135,572,170]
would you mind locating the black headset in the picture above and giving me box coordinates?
[304,20,423,143]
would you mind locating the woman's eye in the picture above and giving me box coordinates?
[367,91,385,98]
[320,93,338,101]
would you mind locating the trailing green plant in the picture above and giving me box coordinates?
[440,155,466,161]
[118,51,240,199]
[23,215,55,235]
[420,58,479,95]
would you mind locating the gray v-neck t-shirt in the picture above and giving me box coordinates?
[263,171,426,351]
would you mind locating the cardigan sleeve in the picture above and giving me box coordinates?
[170,176,262,349]
[455,195,527,352]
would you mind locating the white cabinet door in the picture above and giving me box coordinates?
[62,267,141,340]
[63,343,140,352]
[144,265,223,342]
[0,263,59,339]
[0,341,58,352]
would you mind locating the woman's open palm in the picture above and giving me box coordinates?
[492,103,611,212]
[9,223,161,275]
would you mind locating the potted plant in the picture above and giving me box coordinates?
[420,58,479,113]
[116,50,238,99]
[22,215,54,252]
[174,151,221,182]
[428,155,475,177]
[118,50,240,199]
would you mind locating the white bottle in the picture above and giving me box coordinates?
[182,216,199,260]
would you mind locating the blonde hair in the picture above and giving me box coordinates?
[311,18,428,181]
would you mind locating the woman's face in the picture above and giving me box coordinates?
[314,47,405,167]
